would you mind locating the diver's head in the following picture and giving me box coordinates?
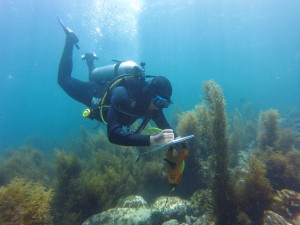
[144,76,172,109]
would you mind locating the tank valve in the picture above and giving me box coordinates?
[140,62,146,75]
[81,52,98,61]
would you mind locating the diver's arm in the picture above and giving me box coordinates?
[152,111,178,138]
[107,87,151,146]
[150,129,174,146]
[107,111,151,146]
[152,111,172,130]
[107,108,174,146]
[107,114,176,147]
[107,116,150,146]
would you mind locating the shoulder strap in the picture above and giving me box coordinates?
[99,74,144,124]
[134,117,151,134]
[113,61,122,77]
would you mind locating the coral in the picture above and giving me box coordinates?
[0,177,53,224]
[257,109,280,150]
[238,156,273,225]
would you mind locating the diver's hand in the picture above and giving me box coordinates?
[150,129,174,147]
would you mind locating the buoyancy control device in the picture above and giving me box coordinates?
[82,60,146,123]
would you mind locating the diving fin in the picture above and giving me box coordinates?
[57,17,80,49]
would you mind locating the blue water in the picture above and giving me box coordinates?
[0,0,300,151]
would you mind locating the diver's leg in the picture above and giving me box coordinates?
[57,21,97,107]
[57,33,77,85]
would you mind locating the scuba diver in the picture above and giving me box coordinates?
[57,18,192,188]
[57,18,175,147]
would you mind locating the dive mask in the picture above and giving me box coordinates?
[152,95,171,108]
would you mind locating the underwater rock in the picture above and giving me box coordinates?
[117,195,148,208]
[152,196,192,222]
[82,195,202,225]
[263,210,292,225]
[190,189,213,217]
[263,189,300,225]
[185,214,213,225]
[270,189,300,224]
[161,219,180,225]
[82,207,153,225]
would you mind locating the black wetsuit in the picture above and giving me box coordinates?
[58,40,172,146]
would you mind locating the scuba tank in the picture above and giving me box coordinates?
[89,61,142,83]
[83,60,146,123]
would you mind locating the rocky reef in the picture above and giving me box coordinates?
[81,186,300,225]
[82,194,213,225]
[1,81,300,225]
[264,189,300,225]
